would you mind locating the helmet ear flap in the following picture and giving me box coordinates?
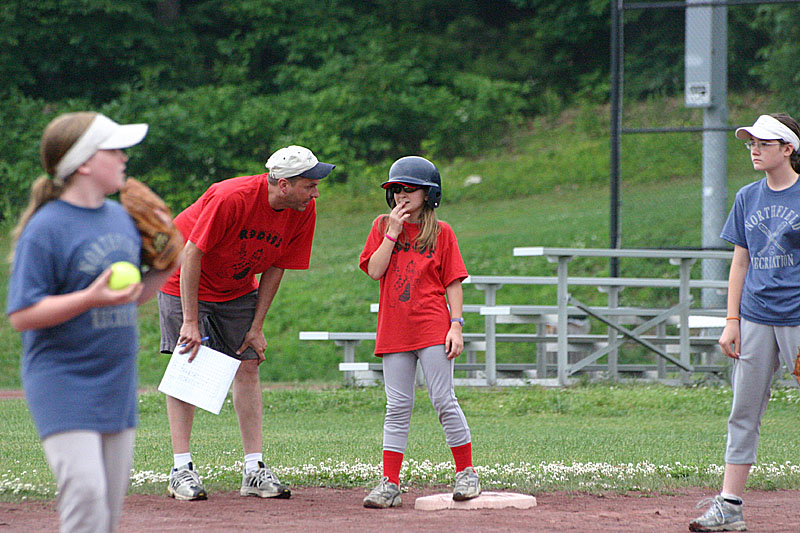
[426,187,441,209]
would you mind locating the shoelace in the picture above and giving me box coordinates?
[172,469,199,486]
[251,467,278,484]
[370,477,395,494]
[694,497,725,522]
[374,479,398,497]
[455,470,477,488]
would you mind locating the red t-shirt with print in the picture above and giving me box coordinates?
[161,173,316,302]
[359,216,468,355]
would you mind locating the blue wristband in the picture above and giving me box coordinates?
[450,317,464,327]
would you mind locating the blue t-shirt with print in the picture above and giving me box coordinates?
[6,200,141,439]
[720,178,800,326]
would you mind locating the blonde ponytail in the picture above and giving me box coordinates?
[414,205,440,253]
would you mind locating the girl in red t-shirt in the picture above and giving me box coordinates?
[358,156,480,508]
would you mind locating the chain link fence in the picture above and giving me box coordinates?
[611,0,799,307]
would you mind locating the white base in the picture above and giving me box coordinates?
[414,491,537,511]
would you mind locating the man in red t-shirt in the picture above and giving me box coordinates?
[158,146,334,502]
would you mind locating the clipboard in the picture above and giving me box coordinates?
[158,344,241,414]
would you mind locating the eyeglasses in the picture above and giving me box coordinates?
[388,184,421,194]
[744,140,784,151]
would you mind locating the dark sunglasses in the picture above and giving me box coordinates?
[388,184,421,194]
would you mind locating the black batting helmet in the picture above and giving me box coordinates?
[381,156,442,209]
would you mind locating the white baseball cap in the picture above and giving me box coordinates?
[735,114,800,152]
[54,114,148,180]
[265,145,335,180]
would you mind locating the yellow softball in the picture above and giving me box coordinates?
[108,261,141,290]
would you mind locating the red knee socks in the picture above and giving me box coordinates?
[451,442,473,473]
[383,450,403,485]
[383,443,472,484]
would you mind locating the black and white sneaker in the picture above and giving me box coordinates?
[240,461,291,499]
[168,462,208,501]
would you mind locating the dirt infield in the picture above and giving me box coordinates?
[2,487,798,532]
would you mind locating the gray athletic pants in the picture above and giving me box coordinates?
[42,429,135,533]
[382,345,471,453]
[725,318,800,464]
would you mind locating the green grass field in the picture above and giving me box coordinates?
[3,385,800,501]
[3,97,799,502]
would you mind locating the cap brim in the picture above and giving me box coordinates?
[97,124,149,150]
[299,162,335,179]
[381,177,438,189]
[735,125,780,141]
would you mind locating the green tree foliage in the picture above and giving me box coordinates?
[0,1,160,102]
[747,5,800,116]
[0,0,795,219]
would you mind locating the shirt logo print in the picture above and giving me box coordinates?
[238,228,283,248]
[756,220,788,257]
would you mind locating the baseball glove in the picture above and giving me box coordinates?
[793,347,800,387]
[120,178,183,270]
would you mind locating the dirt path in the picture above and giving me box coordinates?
[2,487,798,532]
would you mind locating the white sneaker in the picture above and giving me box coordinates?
[689,495,746,532]
[363,477,402,508]
[453,466,481,501]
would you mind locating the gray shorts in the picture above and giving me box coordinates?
[158,291,260,361]
[725,318,800,464]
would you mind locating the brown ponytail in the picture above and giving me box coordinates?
[8,112,97,263]
[771,113,800,174]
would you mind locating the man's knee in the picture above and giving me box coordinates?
[235,360,260,381]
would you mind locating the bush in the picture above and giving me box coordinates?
[0,90,93,221]
[102,86,291,208]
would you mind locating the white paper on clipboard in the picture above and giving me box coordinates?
[158,344,240,415]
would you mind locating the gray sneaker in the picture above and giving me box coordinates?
[363,477,402,508]
[689,495,746,531]
[240,461,291,498]
[168,462,208,501]
[453,466,481,501]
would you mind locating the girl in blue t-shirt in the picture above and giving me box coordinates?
[6,112,179,533]
[690,113,800,532]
